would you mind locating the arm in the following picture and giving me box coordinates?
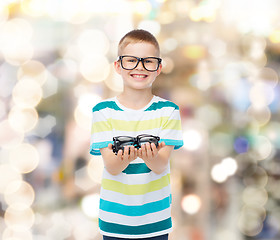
[138,142,174,174]
[100,144,137,175]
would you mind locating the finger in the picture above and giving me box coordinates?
[108,143,113,150]
[151,142,157,152]
[124,146,129,157]
[146,143,152,157]
[138,148,142,158]
[129,146,135,160]
[117,149,123,159]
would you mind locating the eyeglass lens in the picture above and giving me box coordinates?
[121,56,160,71]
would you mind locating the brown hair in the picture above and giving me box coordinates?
[118,29,160,56]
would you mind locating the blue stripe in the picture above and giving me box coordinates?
[122,163,151,174]
[145,101,179,111]
[160,139,184,149]
[100,195,171,216]
[92,101,123,112]
[99,217,172,235]
[90,141,113,155]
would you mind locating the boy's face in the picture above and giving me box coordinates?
[114,42,162,91]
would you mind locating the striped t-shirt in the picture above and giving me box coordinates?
[90,95,184,238]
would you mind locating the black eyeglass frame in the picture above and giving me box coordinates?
[112,134,160,155]
[117,55,162,72]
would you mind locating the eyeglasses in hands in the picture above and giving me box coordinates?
[112,134,160,155]
[117,55,162,72]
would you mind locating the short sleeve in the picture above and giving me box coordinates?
[159,107,184,150]
[90,105,113,155]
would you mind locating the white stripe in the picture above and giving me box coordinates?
[100,185,171,205]
[102,167,170,185]
[99,229,172,239]
[99,207,171,226]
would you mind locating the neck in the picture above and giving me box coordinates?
[117,89,154,110]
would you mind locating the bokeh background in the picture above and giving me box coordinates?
[0,0,280,239]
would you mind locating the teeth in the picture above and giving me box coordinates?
[132,74,146,78]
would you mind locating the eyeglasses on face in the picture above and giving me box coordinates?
[112,134,160,155]
[117,55,162,72]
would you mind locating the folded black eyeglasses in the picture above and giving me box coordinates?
[112,134,160,155]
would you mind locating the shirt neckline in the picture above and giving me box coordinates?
[114,95,156,112]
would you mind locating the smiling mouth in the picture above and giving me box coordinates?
[131,74,148,79]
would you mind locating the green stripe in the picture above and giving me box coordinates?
[102,174,170,195]
[92,101,123,112]
[122,163,151,174]
[145,101,179,111]
[100,195,171,216]
[99,217,172,235]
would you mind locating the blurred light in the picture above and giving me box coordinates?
[78,29,109,56]
[221,0,277,35]
[80,55,110,82]
[263,122,280,148]
[0,5,9,23]
[234,136,249,154]
[87,156,104,184]
[18,60,48,86]
[20,0,46,17]
[8,107,38,133]
[249,82,274,108]
[250,135,273,160]
[9,143,39,174]
[242,186,268,207]
[214,229,236,240]
[81,193,100,218]
[0,99,6,119]
[0,120,24,149]
[32,115,56,138]
[247,105,271,126]
[181,194,201,215]
[41,72,58,98]
[104,69,124,92]
[74,93,101,131]
[75,166,96,191]
[158,11,175,25]
[12,78,42,108]
[4,180,35,210]
[138,20,161,36]
[243,166,268,188]
[183,45,206,60]
[0,164,22,194]
[257,67,279,88]
[0,18,34,65]
[269,29,280,43]
[162,38,178,53]
[77,93,102,117]
[161,57,174,74]
[183,129,203,151]
[221,157,238,176]
[211,163,228,183]
[2,227,33,240]
[238,205,265,237]
[210,132,233,157]
[132,0,152,15]
[4,207,35,231]
[195,104,222,130]
[209,39,226,58]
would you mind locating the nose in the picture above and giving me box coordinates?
[135,59,145,70]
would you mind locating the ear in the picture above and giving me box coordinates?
[114,61,122,74]
[156,63,162,76]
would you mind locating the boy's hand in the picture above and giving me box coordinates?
[137,141,165,161]
[108,144,137,162]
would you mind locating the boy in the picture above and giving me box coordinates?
[90,29,184,239]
